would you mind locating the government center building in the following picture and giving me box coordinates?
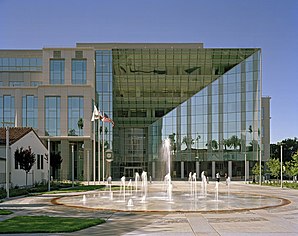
[0,43,270,181]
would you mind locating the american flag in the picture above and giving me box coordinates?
[101,113,115,127]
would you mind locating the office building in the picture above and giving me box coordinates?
[0,43,270,181]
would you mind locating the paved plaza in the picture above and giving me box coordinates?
[0,181,298,235]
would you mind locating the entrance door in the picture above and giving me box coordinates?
[124,167,143,179]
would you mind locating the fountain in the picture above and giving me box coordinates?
[81,194,86,203]
[55,139,288,213]
[120,176,126,201]
[127,179,133,196]
[127,198,134,207]
[201,171,207,197]
[163,138,173,202]
[141,171,148,202]
[135,172,140,194]
[215,181,219,201]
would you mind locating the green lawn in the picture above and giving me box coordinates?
[0,216,105,233]
[0,209,12,215]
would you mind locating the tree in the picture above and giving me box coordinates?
[266,158,280,180]
[77,118,83,135]
[223,139,231,150]
[77,118,83,129]
[229,135,241,150]
[14,147,36,187]
[182,136,194,150]
[252,162,263,182]
[168,133,177,153]
[284,151,298,181]
[50,152,63,180]
[271,137,298,162]
[206,140,218,150]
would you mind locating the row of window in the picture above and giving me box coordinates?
[0,96,84,137]
[50,59,86,84]
[0,58,42,71]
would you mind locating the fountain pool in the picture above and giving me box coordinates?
[53,181,289,213]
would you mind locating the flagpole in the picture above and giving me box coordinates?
[93,119,96,185]
[102,119,105,182]
[98,118,101,183]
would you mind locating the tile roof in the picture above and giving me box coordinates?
[0,127,33,145]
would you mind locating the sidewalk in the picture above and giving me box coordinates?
[0,182,297,235]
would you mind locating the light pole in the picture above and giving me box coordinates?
[2,122,14,199]
[87,149,90,185]
[280,143,283,188]
[47,139,51,191]
[71,144,74,188]
[277,142,283,188]
[244,153,247,184]
[5,127,9,198]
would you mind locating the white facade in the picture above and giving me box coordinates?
[9,130,48,187]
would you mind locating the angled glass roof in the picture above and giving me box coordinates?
[112,48,259,127]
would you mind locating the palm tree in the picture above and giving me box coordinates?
[182,136,194,150]
[229,135,241,150]
[206,140,218,150]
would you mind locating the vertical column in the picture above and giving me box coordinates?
[5,127,9,198]
[71,144,74,187]
[246,160,249,181]
[212,161,215,179]
[152,161,155,179]
[47,139,50,191]
[87,150,90,185]
[196,161,200,177]
[228,161,232,178]
[181,161,184,179]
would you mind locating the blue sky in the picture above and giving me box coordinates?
[1,0,297,143]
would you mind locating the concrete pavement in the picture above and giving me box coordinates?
[0,182,297,235]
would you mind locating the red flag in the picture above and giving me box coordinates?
[101,113,115,127]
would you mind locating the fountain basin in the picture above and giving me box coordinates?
[53,182,290,213]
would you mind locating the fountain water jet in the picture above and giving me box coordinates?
[135,172,140,195]
[201,171,207,197]
[120,176,126,201]
[163,138,173,201]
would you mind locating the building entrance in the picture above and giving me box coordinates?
[124,167,143,178]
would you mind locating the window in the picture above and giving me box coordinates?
[0,58,42,71]
[53,51,61,58]
[0,95,15,127]
[45,96,60,136]
[30,81,42,86]
[37,154,44,169]
[9,81,25,87]
[22,95,38,128]
[68,96,84,136]
[72,60,86,84]
[50,60,64,84]
[75,51,83,59]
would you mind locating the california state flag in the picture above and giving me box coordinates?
[91,105,100,121]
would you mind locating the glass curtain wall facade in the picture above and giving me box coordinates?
[148,51,261,179]
[111,48,261,179]
[0,44,265,182]
[95,50,113,148]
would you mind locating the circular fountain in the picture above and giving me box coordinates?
[53,139,290,213]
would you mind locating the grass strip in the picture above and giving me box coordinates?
[0,216,105,233]
[0,209,12,215]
